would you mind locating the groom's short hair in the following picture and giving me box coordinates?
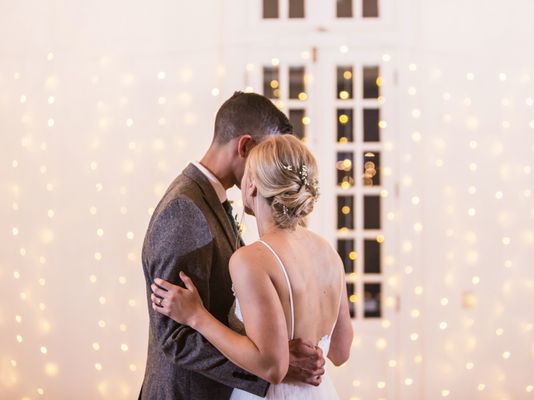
[213,91,293,144]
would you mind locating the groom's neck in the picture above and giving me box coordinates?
[199,144,235,190]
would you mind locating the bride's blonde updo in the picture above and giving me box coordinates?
[246,134,319,230]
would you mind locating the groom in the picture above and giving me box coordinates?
[139,92,325,399]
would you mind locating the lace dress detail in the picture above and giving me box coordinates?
[228,240,340,400]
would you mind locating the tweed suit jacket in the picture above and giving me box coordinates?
[139,163,269,400]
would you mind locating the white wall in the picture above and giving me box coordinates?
[1,1,533,399]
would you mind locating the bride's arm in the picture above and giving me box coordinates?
[152,250,289,384]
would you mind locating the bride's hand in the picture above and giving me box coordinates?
[151,271,206,327]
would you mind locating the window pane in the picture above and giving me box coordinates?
[338,239,355,273]
[337,66,353,100]
[364,239,381,273]
[363,108,380,142]
[363,66,380,99]
[364,195,381,229]
[364,283,381,318]
[336,152,354,189]
[363,151,380,186]
[337,109,353,143]
[289,66,306,99]
[363,0,379,18]
[337,0,353,18]
[347,282,356,318]
[337,196,354,230]
[289,0,305,18]
[263,0,279,18]
[289,109,306,139]
[263,66,280,99]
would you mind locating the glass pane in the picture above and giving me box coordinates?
[338,239,355,273]
[289,0,305,18]
[364,283,381,318]
[337,0,353,18]
[347,282,356,318]
[337,109,353,143]
[337,66,353,100]
[263,0,279,18]
[362,151,380,186]
[289,66,306,99]
[363,108,380,142]
[336,152,354,189]
[289,109,306,139]
[364,239,381,273]
[337,196,354,230]
[263,66,280,99]
[364,195,381,229]
[363,0,379,18]
[363,66,380,99]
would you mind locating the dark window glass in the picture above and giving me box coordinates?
[364,239,381,273]
[337,196,354,230]
[347,282,356,318]
[337,0,353,17]
[363,66,380,99]
[338,239,355,273]
[336,152,354,189]
[289,66,306,99]
[289,109,306,139]
[263,66,280,99]
[364,195,381,229]
[337,109,353,143]
[363,0,379,18]
[263,0,279,18]
[363,151,380,186]
[364,283,381,318]
[289,0,305,18]
[363,108,380,142]
[337,66,353,100]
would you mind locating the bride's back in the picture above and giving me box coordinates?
[258,226,343,345]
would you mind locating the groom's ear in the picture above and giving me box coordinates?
[237,134,254,158]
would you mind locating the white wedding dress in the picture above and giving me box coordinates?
[228,240,340,400]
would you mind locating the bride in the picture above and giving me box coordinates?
[151,134,353,399]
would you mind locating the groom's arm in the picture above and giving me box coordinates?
[145,198,269,397]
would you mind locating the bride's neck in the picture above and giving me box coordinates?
[255,197,283,237]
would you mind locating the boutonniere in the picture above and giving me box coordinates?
[228,200,245,235]
[234,214,244,235]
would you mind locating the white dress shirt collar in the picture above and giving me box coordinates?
[192,161,227,203]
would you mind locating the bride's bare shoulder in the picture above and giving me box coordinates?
[229,242,269,272]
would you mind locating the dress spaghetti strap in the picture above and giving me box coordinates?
[257,240,295,340]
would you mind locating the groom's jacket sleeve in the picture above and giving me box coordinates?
[144,197,269,396]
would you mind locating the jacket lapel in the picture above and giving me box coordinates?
[183,163,238,252]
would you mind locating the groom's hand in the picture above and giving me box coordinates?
[285,338,325,386]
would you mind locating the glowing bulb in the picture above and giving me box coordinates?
[98,320,106,328]
[40,346,48,354]
[404,378,413,386]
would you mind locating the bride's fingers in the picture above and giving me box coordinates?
[151,283,169,299]
[179,271,197,293]
[153,278,174,290]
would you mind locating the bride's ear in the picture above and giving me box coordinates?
[248,179,258,197]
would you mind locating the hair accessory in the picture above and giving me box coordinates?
[282,205,289,215]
